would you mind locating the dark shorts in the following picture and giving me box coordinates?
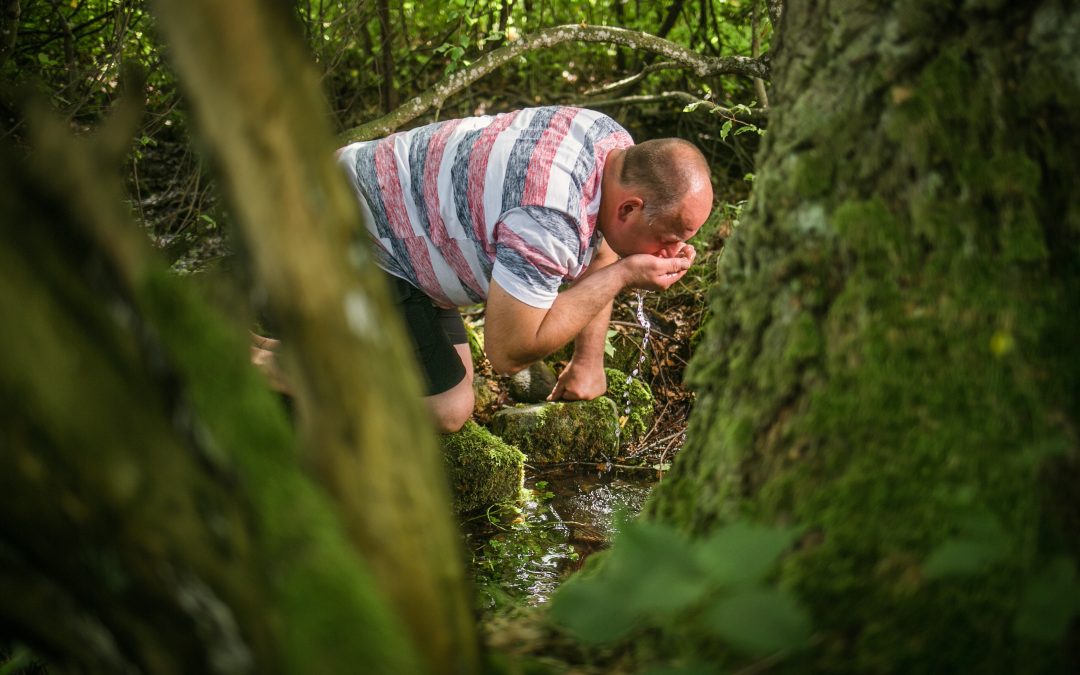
[385,274,468,396]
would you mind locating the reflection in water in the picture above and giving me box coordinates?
[466,466,657,608]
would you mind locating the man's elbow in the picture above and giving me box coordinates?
[488,352,528,377]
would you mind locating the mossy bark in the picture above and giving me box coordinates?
[0,143,419,674]
[647,0,1080,671]
[146,1,479,673]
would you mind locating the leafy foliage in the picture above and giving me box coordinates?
[550,520,812,663]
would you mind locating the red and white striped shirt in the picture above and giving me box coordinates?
[337,106,633,309]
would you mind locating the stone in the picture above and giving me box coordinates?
[603,367,654,445]
[488,398,619,464]
[507,361,557,403]
[441,421,525,513]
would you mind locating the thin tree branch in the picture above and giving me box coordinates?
[582,90,768,122]
[340,24,769,143]
[752,0,769,108]
[583,61,683,96]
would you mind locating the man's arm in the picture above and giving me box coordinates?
[547,244,618,400]
[484,248,693,376]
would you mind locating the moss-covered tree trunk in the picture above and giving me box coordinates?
[146,1,479,673]
[648,0,1079,671]
[0,130,420,672]
[0,0,479,671]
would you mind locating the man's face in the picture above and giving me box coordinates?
[609,189,711,259]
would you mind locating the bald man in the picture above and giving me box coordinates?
[259,107,713,432]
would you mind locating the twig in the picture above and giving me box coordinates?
[584,91,768,121]
[582,61,683,96]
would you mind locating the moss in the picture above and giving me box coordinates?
[646,3,1080,671]
[140,271,423,673]
[489,399,619,464]
[792,149,835,200]
[441,421,525,514]
[603,367,654,444]
[464,317,485,367]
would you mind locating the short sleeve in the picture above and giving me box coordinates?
[491,206,584,309]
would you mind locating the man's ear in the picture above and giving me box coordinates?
[618,197,643,220]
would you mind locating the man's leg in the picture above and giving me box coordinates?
[390,276,475,433]
[426,342,474,433]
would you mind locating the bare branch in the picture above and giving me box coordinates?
[340,24,770,143]
[582,90,768,122]
[583,61,683,96]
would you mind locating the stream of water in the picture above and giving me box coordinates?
[467,466,658,609]
[468,291,661,609]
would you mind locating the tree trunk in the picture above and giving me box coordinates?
[648,0,1079,670]
[0,128,420,673]
[145,1,478,673]
[0,0,480,671]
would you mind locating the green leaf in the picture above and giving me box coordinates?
[683,101,703,113]
[549,576,639,644]
[610,521,708,616]
[923,537,1008,578]
[704,588,812,655]
[696,522,797,588]
[720,119,733,140]
[604,328,617,357]
[1014,557,1080,643]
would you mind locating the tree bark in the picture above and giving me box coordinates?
[648,0,1079,670]
[145,1,479,673]
[0,112,420,673]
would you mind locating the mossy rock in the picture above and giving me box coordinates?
[441,421,525,513]
[603,367,654,444]
[488,399,619,464]
[508,361,557,403]
[472,373,500,414]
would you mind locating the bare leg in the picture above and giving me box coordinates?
[425,343,474,434]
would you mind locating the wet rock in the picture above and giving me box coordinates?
[508,361,557,403]
[603,367,654,445]
[489,398,619,464]
[442,421,525,513]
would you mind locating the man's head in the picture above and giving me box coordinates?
[598,138,713,258]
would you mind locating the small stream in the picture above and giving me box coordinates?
[465,465,659,609]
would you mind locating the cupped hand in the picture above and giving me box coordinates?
[621,248,695,291]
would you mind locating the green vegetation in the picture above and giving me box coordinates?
[442,421,526,513]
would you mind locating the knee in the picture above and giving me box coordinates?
[430,382,474,434]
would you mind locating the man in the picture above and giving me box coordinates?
[256,106,712,433]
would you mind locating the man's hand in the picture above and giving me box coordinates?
[548,358,608,401]
[620,244,696,291]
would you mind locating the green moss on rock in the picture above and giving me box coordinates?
[603,367,654,444]
[489,399,619,464]
[442,421,525,513]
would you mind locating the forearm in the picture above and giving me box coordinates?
[492,262,628,372]
[569,299,613,368]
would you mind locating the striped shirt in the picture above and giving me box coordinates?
[337,106,634,309]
